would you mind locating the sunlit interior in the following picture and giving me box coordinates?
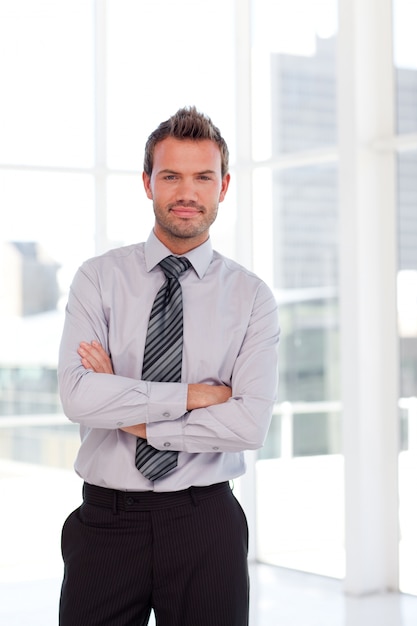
[1,1,417,624]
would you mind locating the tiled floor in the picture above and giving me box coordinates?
[1,460,417,625]
[2,562,417,625]
[249,564,417,626]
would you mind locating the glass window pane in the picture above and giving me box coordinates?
[0,0,94,167]
[272,165,338,291]
[255,164,343,578]
[0,2,95,599]
[106,0,235,171]
[252,0,338,160]
[107,174,154,246]
[0,171,95,293]
[0,171,95,415]
[397,151,417,595]
[394,0,417,134]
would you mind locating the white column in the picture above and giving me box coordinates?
[233,0,257,562]
[94,0,109,255]
[234,0,253,269]
[338,0,399,594]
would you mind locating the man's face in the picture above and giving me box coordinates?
[143,137,230,253]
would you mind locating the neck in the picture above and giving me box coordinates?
[153,228,209,255]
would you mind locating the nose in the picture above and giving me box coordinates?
[175,177,198,202]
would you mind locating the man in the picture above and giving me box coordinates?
[58,106,279,626]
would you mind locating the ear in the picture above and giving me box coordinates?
[219,173,231,203]
[142,171,153,200]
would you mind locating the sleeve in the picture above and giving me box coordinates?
[147,281,280,453]
[57,263,188,429]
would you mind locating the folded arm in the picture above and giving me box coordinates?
[78,341,232,439]
[77,279,279,454]
[58,265,190,430]
[59,262,279,453]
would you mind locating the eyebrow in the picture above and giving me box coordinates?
[157,168,217,176]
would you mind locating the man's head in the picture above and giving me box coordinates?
[142,107,231,255]
[144,106,229,179]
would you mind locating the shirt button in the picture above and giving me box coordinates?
[116,421,123,426]
[163,442,171,447]
[162,412,170,417]
[126,497,134,506]
[212,446,219,451]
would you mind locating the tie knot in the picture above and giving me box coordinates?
[159,255,191,279]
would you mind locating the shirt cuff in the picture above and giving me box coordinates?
[146,381,188,423]
[147,415,185,451]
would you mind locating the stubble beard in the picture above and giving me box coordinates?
[153,201,218,240]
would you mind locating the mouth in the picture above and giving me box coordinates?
[169,204,203,218]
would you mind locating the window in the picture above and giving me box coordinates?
[2,0,417,608]
[250,0,343,578]
[0,0,236,595]
[394,0,417,594]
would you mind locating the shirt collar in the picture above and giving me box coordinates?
[144,229,213,279]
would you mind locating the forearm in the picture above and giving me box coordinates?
[148,390,276,453]
[121,384,232,438]
[149,288,280,453]
[187,383,232,409]
[59,367,186,429]
[64,342,230,431]
[59,347,188,429]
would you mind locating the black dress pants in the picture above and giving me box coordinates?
[59,482,249,626]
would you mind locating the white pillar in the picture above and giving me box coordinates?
[233,0,257,562]
[338,0,399,594]
[94,0,109,255]
[234,0,253,269]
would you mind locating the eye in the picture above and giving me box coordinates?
[164,174,177,181]
[198,175,212,181]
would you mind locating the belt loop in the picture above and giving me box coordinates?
[112,490,119,515]
[189,486,199,507]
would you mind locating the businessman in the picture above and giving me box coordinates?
[58,106,279,625]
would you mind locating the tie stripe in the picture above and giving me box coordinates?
[135,256,191,481]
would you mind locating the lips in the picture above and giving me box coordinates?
[169,205,202,218]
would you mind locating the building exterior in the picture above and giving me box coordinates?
[266,36,417,456]
[0,242,61,415]
[0,241,60,317]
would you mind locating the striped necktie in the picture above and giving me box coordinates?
[135,255,191,480]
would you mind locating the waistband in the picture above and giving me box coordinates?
[83,481,231,512]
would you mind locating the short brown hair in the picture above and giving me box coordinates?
[144,106,229,178]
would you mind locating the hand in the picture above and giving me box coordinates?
[187,384,232,410]
[78,341,114,374]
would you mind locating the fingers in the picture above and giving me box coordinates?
[78,341,114,374]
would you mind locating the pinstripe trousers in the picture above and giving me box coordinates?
[59,482,249,626]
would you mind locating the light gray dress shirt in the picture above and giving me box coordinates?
[58,231,280,492]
